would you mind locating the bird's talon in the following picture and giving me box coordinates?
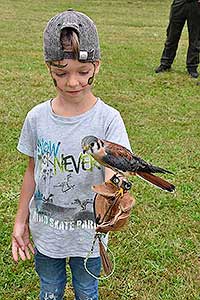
[115,187,124,198]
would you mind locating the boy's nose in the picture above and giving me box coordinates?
[66,74,79,87]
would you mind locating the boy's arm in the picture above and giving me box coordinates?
[12,157,35,262]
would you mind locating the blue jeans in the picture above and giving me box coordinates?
[34,248,101,300]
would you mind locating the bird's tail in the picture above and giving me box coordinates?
[137,172,175,192]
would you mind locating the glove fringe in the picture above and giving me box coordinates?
[99,239,113,275]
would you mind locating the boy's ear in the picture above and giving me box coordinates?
[45,62,51,72]
[94,60,101,74]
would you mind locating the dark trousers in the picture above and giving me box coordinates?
[160,1,200,69]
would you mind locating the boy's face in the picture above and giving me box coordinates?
[48,59,100,102]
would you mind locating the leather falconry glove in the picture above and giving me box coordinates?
[92,174,135,275]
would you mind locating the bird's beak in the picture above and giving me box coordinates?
[82,145,89,154]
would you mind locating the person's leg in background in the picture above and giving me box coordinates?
[186,1,200,78]
[155,2,186,73]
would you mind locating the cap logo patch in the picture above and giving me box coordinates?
[79,51,88,60]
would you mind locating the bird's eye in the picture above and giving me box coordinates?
[91,142,95,147]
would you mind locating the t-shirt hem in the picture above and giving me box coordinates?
[35,244,100,259]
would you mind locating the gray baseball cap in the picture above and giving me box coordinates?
[43,9,100,62]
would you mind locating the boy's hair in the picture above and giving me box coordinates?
[60,28,80,60]
[43,9,100,63]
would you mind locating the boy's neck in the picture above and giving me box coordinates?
[51,94,97,117]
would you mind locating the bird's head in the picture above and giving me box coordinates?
[81,135,104,155]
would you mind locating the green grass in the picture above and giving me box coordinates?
[1,0,200,299]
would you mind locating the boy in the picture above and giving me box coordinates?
[12,9,131,300]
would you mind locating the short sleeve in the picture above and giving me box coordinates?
[17,113,35,157]
[105,111,132,151]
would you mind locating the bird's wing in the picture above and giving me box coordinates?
[102,140,173,175]
[103,140,148,172]
[102,141,134,172]
[103,140,133,159]
[129,156,173,174]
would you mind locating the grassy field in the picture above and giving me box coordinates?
[1,0,200,299]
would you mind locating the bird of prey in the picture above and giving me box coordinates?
[81,135,175,192]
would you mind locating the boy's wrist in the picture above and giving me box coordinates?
[15,209,29,224]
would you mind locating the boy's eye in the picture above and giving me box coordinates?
[55,73,67,77]
[79,71,90,75]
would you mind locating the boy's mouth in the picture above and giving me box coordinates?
[65,89,83,94]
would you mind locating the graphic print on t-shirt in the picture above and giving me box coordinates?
[32,137,102,231]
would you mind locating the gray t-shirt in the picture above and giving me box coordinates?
[17,98,131,258]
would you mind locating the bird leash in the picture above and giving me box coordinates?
[84,174,135,280]
[84,232,116,280]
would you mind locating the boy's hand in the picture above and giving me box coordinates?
[12,222,34,262]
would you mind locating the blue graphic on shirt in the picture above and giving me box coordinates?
[37,138,61,157]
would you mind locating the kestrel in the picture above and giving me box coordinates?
[81,135,175,192]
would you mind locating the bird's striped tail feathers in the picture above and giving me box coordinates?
[137,172,175,192]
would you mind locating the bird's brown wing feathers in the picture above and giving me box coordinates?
[103,140,133,160]
[101,140,134,173]
[103,140,173,174]
[99,140,175,192]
